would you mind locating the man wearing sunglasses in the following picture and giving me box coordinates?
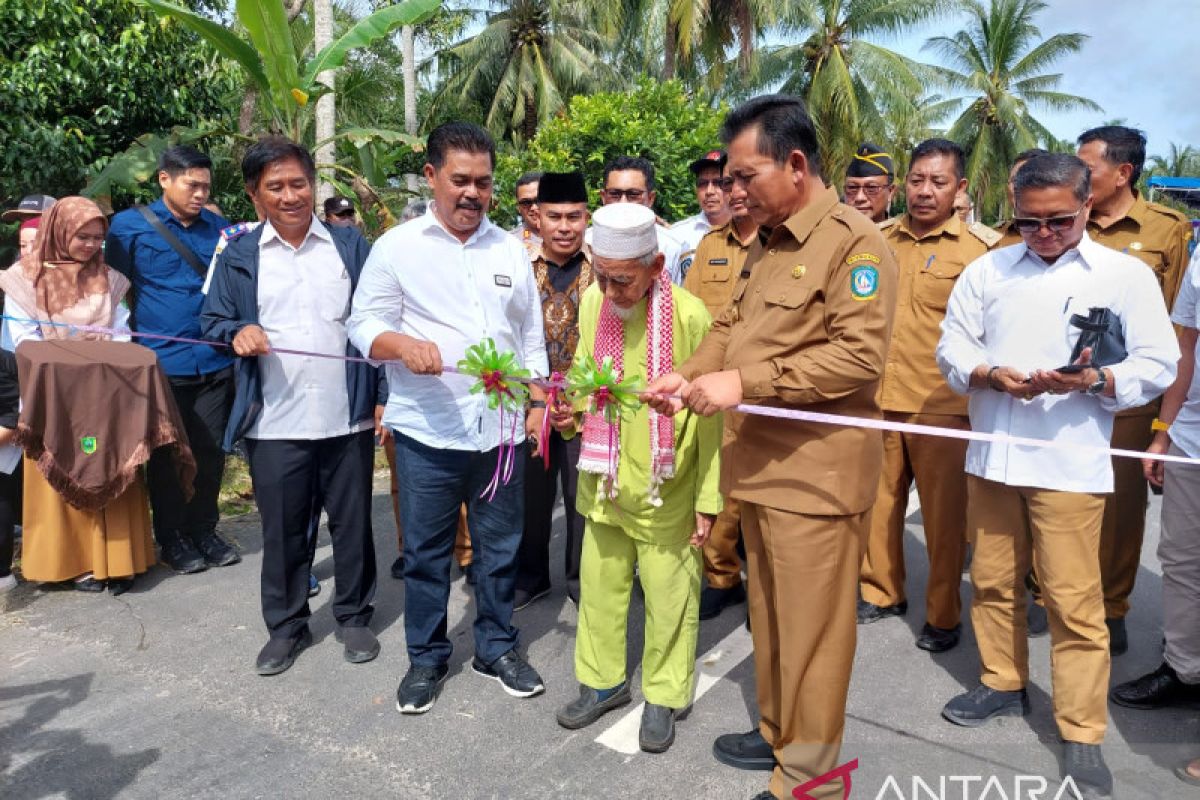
[936,153,1178,799]
[591,156,685,284]
[511,171,543,259]
[671,150,733,282]
[843,142,896,224]
[859,139,1001,654]
[322,196,359,230]
[1077,126,1195,657]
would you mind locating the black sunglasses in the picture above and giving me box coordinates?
[1011,206,1086,234]
[516,199,537,208]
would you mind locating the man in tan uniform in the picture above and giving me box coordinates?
[1077,125,1194,655]
[683,171,758,620]
[858,139,1000,653]
[647,94,897,800]
[842,143,895,223]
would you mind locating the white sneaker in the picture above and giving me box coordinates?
[0,574,17,593]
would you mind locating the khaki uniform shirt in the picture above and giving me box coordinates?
[680,187,898,516]
[994,219,1024,249]
[878,214,1000,416]
[1086,193,1192,314]
[682,221,754,318]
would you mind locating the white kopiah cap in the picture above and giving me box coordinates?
[590,203,658,260]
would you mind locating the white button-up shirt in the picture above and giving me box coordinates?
[670,212,715,283]
[347,207,548,452]
[249,217,366,441]
[1169,248,1200,459]
[936,234,1178,493]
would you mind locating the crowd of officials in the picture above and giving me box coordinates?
[1,92,1199,800]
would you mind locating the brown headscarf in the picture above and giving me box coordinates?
[0,196,130,340]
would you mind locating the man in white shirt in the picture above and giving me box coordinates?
[670,149,731,281]
[201,137,384,677]
[1110,250,1200,719]
[935,153,1178,798]
[593,156,685,284]
[348,122,550,715]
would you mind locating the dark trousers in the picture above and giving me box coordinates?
[518,431,583,596]
[393,431,524,667]
[0,461,21,578]
[146,367,234,544]
[245,430,377,640]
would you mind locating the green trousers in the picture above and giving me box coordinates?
[574,519,702,708]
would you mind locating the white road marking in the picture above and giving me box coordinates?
[595,623,756,754]
[905,488,921,519]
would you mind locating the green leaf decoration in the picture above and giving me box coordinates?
[456,338,530,411]
[565,355,642,424]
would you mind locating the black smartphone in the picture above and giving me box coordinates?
[1056,364,1089,374]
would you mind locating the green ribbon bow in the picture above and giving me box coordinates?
[565,355,642,424]
[457,338,530,411]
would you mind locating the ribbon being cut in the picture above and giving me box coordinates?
[456,337,531,500]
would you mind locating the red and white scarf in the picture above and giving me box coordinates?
[579,270,676,504]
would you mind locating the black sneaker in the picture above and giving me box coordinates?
[699,583,747,620]
[462,562,477,586]
[1106,618,1128,656]
[942,684,1030,727]
[255,629,312,676]
[1110,662,1200,710]
[916,623,961,653]
[396,663,449,715]
[390,555,405,580]
[192,531,241,567]
[556,682,632,729]
[1062,741,1112,799]
[857,598,907,624]
[335,625,380,664]
[1027,602,1049,637]
[514,584,551,612]
[713,729,776,771]
[159,530,207,574]
[639,703,676,753]
[472,649,544,698]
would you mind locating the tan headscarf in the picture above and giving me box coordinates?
[0,196,130,340]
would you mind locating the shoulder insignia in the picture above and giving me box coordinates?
[877,217,899,231]
[967,221,1003,248]
[221,222,251,242]
[1146,200,1189,223]
[846,252,881,266]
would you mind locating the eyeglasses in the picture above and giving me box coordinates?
[332,209,356,219]
[696,178,733,191]
[602,188,647,202]
[843,182,892,197]
[516,199,536,208]
[1011,206,1086,233]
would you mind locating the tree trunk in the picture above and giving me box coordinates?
[313,0,336,204]
[402,25,418,136]
[663,22,677,79]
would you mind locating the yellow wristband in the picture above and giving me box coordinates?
[1152,418,1170,432]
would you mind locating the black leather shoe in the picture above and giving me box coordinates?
[159,530,207,574]
[750,793,775,800]
[462,562,476,586]
[390,555,405,580]
[713,729,776,771]
[514,584,551,611]
[1106,618,1128,656]
[73,576,105,593]
[108,577,134,596]
[857,598,907,624]
[396,663,450,714]
[1027,602,1049,637]
[700,583,747,620]
[255,628,312,676]
[192,531,241,567]
[556,682,632,729]
[916,623,961,653]
[472,650,544,698]
[1062,741,1112,799]
[942,684,1030,727]
[639,703,676,753]
[1111,662,1200,709]
[335,625,380,664]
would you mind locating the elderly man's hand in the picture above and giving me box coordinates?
[683,369,742,417]
[642,372,688,416]
[691,513,715,548]
[232,324,271,357]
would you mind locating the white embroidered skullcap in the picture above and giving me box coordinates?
[590,203,658,260]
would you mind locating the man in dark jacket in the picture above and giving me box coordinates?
[201,137,383,676]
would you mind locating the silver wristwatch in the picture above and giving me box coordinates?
[1085,368,1108,396]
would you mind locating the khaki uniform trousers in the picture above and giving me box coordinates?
[385,437,472,567]
[967,475,1109,744]
[860,414,969,629]
[742,501,865,800]
[703,496,743,589]
[1099,413,1155,619]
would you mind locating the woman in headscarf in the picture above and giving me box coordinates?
[0,196,154,594]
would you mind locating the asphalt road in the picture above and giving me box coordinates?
[1,478,1195,799]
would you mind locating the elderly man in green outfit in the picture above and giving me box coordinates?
[552,202,722,753]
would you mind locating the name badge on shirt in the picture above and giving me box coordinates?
[708,258,729,265]
[494,274,512,287]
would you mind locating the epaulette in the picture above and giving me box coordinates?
[967,221,1003,248]
[877,216,899,231]
[221,222,252,242]
[1145,200,1192,235]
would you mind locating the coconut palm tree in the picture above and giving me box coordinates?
[926,0,1100,220]
[746,0,953,182]
[881,93,961,179]
[427,0,616,144]
[1150,143,1199,178]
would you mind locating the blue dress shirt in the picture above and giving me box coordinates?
[106,198,234,376]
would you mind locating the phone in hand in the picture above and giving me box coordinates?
[1056,364,1090,374]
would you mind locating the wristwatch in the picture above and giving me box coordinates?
[1085,368,1108,396]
